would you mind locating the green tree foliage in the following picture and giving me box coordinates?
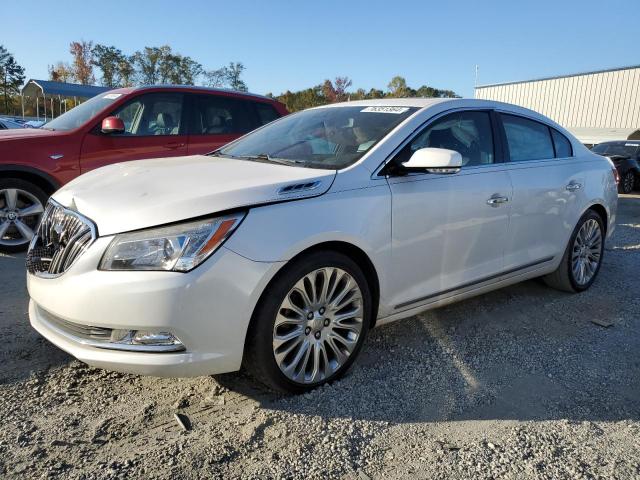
[0,45,25,114]
[204,62,248,91]
[92,44,133,88]
[132,46,202,85]
[272,76,459,112]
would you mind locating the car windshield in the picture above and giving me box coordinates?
[216,106,418,169]
[592,143,639,157]
[43,93,123,131]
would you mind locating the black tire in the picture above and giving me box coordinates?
[543,210,605,293]
[0,178,49,253]
[243,250,372,394]
[619,171,635,194]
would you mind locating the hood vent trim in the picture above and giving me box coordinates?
[278,181,321,195]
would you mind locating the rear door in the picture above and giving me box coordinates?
[387,109,513,311]
[186,94,270,155]
[498,112,585,270]
[80,92,188,173]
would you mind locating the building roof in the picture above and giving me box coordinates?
[475,64,640,89]
[21,79,110,98]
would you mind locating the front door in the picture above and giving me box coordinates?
[80,92,188,173]
[387,110,512,311]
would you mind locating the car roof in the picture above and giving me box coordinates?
[106,85,277,103]
[597,140,640,145]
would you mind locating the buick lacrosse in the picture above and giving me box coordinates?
[27,99,618,393]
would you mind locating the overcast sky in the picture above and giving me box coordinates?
[3,0,638,97]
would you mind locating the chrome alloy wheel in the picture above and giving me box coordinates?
[0,188,44,248]
[272,267,364,384]
[571,218,602,286]
[622,172,635,194]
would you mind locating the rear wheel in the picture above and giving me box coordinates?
[243,251,372,394]
[619,171,635,194]
[0,179,47,253]
[543,210,604,292]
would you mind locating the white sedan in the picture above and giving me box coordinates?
[26,99,618,393]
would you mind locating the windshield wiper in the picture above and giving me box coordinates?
[239,153,299,166]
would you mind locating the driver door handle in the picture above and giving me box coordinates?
[487,195,509,207]
[566,182,582,191]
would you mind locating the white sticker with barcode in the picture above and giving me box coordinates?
[103,93,123,99]
[360,106,410,114]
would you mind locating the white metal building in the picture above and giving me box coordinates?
[474,65,640,146]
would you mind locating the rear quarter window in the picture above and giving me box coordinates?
[254,102,281,126]
[551,129,573,158]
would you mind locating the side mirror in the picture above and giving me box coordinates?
[101,116,125,135]
[402,147,462,174]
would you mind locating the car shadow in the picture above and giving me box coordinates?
[0,252,70,384]
[215,200,640,424]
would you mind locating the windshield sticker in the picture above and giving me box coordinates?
[360,106,410,114]
[103,93,123,100]
[625,143,638,146]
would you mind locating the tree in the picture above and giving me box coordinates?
[69,40,95,84]
[387,76,412,97]
[92,44,127,87]
[133,46,202,85]
[204,67,227,88]
[132,46,165,85]
[0,45,25,114]
[333,76,352,102]
[48,62,73,82]
[117,56,136,87]
[225,62,247,92]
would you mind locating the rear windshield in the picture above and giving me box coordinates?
[43,93,122,131]
[592,143,639,157]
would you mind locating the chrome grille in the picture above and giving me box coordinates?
[26,200,96,277]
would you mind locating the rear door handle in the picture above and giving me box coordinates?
[566,182,582,191]
[164,142,186,150]
[487,195,509,207]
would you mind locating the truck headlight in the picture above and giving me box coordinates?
[100,212,245,272]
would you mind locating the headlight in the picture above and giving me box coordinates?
[100,212,245,272]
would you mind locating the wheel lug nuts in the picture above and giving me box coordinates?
[314,332,321,339]
[305,327,311,335]
[307,312,314,320]
[324,319,330,327]
[319,307,325,315]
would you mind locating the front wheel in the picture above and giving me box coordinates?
[243,251,372,394]
[0,179,48,253]
[543,210,605,292]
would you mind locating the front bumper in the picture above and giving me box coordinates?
[28,236,283,377]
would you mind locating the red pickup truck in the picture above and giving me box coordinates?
[0,86,288,251]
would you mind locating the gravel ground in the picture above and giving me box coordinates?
[1,195,639,479]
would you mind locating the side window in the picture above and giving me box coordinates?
[111,93,183,136]
[254,103,280,126]
[551,129,573,158]
[190,95,255,135]
[501,114,554,162]
[396,111,495,167]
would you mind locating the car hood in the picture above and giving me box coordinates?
[0,128,59,141]
[53,155,336,236]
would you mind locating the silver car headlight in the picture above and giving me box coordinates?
[100,212,246,272]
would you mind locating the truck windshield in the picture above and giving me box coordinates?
[43,93,122,131]
[216,106,418,169]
